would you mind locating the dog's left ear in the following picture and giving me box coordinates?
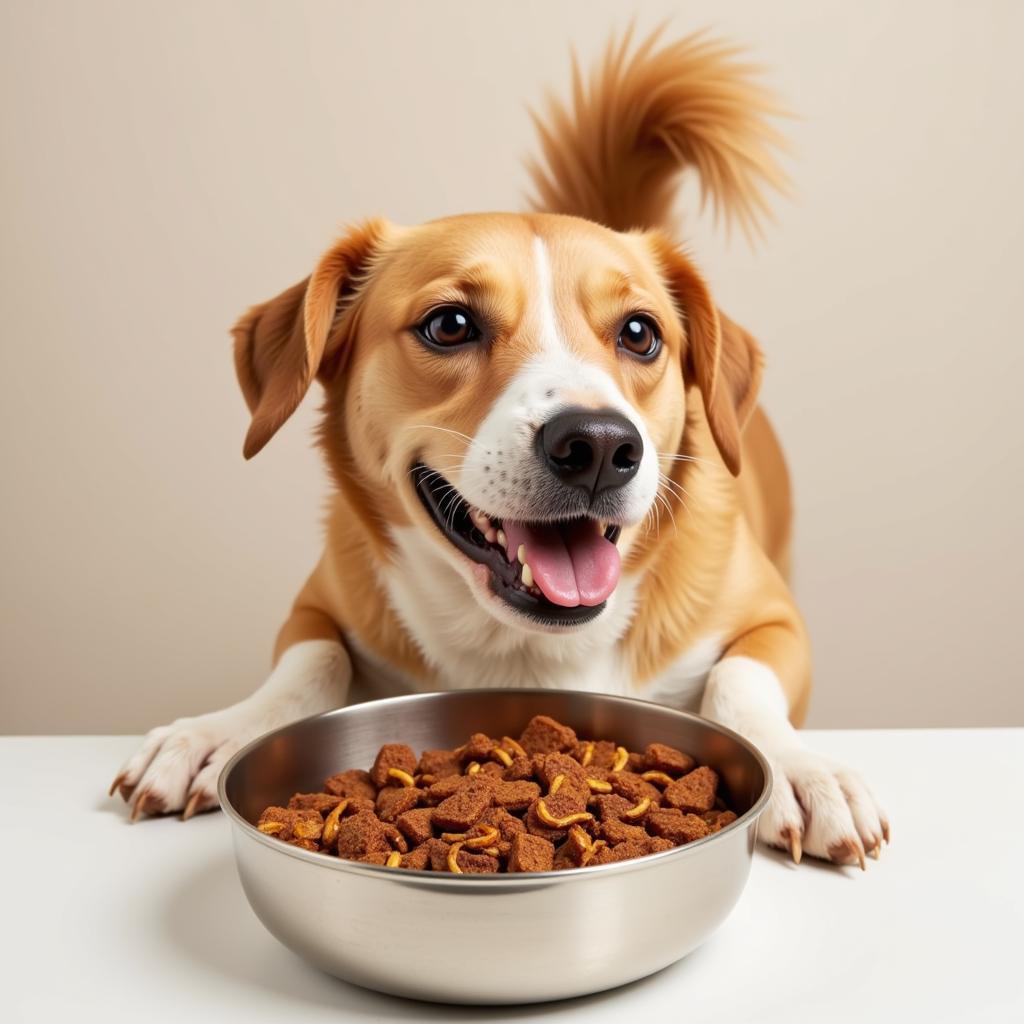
[647,234,764,475]
[232,218,388,459]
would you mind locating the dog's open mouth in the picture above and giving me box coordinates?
[412,463,622,625]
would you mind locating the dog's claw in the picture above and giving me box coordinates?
[869,842,881,860]
[109,772,126,798]
[786,828,802,865]
[182,791,202,821]
[881,819,891,845]
[129,792,149,823]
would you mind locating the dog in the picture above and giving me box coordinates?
[111,29,887,866]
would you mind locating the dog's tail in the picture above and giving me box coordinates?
[526,26,789,237]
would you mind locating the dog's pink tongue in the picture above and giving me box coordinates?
[503,521,621,608]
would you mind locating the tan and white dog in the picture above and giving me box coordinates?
[111,31,887,866]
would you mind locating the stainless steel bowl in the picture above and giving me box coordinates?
[219,688,771,1005]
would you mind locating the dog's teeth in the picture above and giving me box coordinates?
[484,528,497,544]
[496,529,507,550]
[521,561,534,588]
[517,544,526,565]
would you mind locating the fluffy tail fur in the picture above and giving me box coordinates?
[527,27,789,237]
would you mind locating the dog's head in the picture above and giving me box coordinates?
[234,213,760,632]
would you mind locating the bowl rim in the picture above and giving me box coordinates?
[218,687,773,885]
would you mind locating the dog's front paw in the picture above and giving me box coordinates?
[758,747,889,867]
[109,710,261,821]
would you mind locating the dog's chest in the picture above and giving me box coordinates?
[350,535,721,709]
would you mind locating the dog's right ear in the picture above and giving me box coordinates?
[232,219,387,459]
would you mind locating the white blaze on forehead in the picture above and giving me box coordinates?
[533,235,567,355]
[453,235,660,525]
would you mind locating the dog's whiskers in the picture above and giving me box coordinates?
[656,449,721,470]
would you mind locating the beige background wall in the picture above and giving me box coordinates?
[2,0,1022,733]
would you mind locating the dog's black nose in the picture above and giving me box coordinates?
[537,407,643,497]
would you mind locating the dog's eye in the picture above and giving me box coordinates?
[417,306,481,348]
[617,315,661,359]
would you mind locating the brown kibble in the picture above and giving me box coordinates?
[526,792,594,839]
[663,766,719,813]
[480,806,527,842]
[577,737,614,770]
[648,809,712,844]
[644,742,696,776]
[518,715,578,756]
[424,774,468,805]
[287,792,346,814]
[534,752,589,799]
[425,837,452,872]
[459,732,497,763]
[609,771,661,806]
[492,779,541,811]
[382,822,409,853]
[431,777,494,831]
[356,851,392,866]
[375,785,423,823]
[599,818,651,845]
[335,811,391,861]
[593,836,672,864]
[399,843,432,870]
[259,716,735,873]
[370,744,417,788]
[416,748,462,779]
[323,769,376,802]
[455,849,501,874]
[257,807,324,843]
[593,793,635,822]
[703,809,738,833]
[395,807,435,846]
[508,832,555,873]
[501,754,535,781]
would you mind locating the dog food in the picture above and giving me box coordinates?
[256,714,737,873]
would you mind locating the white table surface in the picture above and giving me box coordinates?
[2,730,1021,1022]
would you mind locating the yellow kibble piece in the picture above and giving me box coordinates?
[321,798,350,847]
[463,826,500,849]
[622,797,651,820]
[447,841,465,874]
[387,767,416,788]
[536,799,594,829]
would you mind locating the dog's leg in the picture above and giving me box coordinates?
[109,636,351,820]
[701,627,888,866]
